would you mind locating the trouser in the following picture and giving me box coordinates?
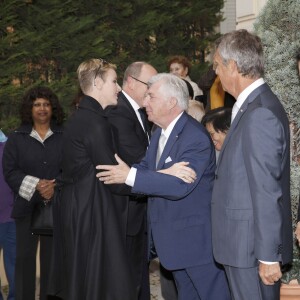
[15,216,53,300]
[0,221,16,300]
[224,265,280,300]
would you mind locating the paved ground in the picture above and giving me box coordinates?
[1,259,164,300]
[150,258,164,300]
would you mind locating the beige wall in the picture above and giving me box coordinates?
[221,0,268,33]
[236,0,267,31]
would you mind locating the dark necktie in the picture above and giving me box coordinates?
[138,108,151,139]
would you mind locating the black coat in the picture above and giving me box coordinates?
[106,91,149,236]
[56,96,136,300]
[2,123,63,218]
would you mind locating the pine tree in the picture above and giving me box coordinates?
[0,0,223,131]
[255,0,300,283]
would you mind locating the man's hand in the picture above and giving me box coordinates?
[36,179,55,200]
[295,221,300,245]
[96,154,130,184]
[258,262,282,285]
[158,162,196,183]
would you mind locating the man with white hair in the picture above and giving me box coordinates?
[96,73,230,300]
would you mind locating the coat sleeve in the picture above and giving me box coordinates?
[85,121,131,195]
[243,107,286,262]
[133,131,214,200]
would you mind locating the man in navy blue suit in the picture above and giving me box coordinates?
[97,73,230,300]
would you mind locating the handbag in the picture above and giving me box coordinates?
[31,199,53,236]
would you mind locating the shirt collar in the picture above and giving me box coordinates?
[30,128,53,143]
[235,78,265,110]
[122,91,141,111]
[161,112,183,139]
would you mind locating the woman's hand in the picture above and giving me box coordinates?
[158,162,196,183]
[36,179,56,200]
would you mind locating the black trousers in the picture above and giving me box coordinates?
[126,222,150,300]
[15,215,53,300]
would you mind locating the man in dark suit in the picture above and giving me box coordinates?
[211,29,293,300]
[106,62,157,300]
[97,73,230,300]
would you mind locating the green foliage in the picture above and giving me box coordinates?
[0,0,223,125]
[255,0,300,284]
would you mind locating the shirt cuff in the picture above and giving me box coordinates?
[259,260,278,265]
[19,175,40,201]
[125,167,137,187]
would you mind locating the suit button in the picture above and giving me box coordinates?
[215,174,218,180]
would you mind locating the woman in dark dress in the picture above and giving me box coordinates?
[57,58,136,300]
[2,86,64,300]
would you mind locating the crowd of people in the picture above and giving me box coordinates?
[0,29,299,300]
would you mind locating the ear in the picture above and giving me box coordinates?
[228,59,238,75]
[94,76,104,89]
[183,67,188,77]
[127,76,135,90]
[169,97,178,109]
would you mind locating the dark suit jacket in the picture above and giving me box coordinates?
[131,112,216,270]
[211,83,293,268]
[106,91,149,235]
[2,124,63,218]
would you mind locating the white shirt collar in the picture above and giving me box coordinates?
[161,112,184,140]
[122,90,145,130]
[122,91,140,111]
[235,78,265,110]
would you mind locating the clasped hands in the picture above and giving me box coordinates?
[96,154,197,184]
[36,179,55,200]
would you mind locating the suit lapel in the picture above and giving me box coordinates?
[156,113,188,170]
[120,92,149,145]
[216,83,270,172]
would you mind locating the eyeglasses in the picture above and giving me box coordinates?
[94,58,109,80]
[130,75,148,86]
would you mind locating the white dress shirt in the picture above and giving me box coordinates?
[125,112,184,187]
[231,78,265,123]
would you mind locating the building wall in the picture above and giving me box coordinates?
[221,0,268,33]
[236,0,267,31]
[220,0,236,34]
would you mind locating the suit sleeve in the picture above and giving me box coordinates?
[133,131,215,200]
[243,107,286,262]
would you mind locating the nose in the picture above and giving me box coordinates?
[117,83,121,92]
[143,93,150,107]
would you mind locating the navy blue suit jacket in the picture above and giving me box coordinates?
[132,112,216,270]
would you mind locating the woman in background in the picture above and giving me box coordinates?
[201,107,231,152]
[168,55,203,98]
[2,86,64,300]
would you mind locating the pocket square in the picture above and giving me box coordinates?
[165,156,172,163]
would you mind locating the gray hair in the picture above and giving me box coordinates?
[217,29,264,79]
[148,73,189,110]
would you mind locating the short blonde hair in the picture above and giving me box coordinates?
[77,58,116,94]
